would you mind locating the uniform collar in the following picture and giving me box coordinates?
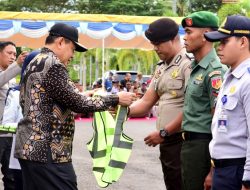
[166,48,186,66]
[192,48,219,69]
[227,58,250,79]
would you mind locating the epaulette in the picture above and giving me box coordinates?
[157,61,164,66]
[174,55,182,65]
[185,53,194,61]
[210,58,222,69]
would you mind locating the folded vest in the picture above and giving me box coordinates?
[87,106,133,188]
[0,123,17,133]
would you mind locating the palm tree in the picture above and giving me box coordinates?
[115,49,158,74]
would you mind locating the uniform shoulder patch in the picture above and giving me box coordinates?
[211,76,222,90]
[209,70,222,77]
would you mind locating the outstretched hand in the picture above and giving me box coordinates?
[144,131,164,147]
[117,91,136,106]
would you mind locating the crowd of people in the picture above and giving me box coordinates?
[103,72,149,98]
[0,9,250,190]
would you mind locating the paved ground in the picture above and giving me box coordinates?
[0,117,165,190]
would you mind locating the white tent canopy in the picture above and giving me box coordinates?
[0,11,184,50]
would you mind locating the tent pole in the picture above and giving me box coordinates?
[102,38,105,91]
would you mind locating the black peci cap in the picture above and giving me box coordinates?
[49,23,87,52]
[145,18,179,44]
[205,15,250,42]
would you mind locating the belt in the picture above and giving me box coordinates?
[182,131,212,141]
[211,158,246,168]
[164,132,182,143]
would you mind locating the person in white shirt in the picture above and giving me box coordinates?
[205,15,250,190]
[0,41,27,190]
[2,51,39,190]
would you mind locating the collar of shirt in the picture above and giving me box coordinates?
[41,47,66,69]
[164,48,186,67]
[229,58,250,79]
[191,48,220,70]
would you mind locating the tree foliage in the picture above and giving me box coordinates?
[218,2,247,24]
[0,0,168,15]
[0,0,77,12]
[188,0,222,13]
[78,0,165,16]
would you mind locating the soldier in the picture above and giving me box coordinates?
[180,11,228,190]
[205,15,250,190]
[129,18,192,190]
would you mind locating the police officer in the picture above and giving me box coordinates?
[180,11,228,190]
[129,18,192,190]
[205,15,250,190]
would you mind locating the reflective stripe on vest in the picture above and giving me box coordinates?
[87,106,133,187]
[0,124,17,133]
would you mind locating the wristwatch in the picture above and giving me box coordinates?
[159,129,169,139]
[242,180,250,188]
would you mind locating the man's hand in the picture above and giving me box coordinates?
[204,170,212,190]
[144,131,164,147]
[117,92,136,106]
[242,185,250,190]
[16,51,29,65]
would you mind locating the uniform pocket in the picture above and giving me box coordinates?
[224,97,238,110]
[189,83,203,97]
[167,79,183,90]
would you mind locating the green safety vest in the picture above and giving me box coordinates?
[0,124,17,133]
[87,106,133,188]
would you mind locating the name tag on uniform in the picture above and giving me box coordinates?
[218,114,228,133]
[218,95,228,133]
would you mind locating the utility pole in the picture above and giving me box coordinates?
[172,0,177,14]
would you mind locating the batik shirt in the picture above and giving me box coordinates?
[15,47,119,163]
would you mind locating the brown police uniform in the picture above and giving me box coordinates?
[149,48,192,190]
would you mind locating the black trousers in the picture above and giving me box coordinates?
[0,137,15,190]
[159,133,183,190]
[19,159,78,190]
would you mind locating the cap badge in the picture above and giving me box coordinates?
[185,18,193,26]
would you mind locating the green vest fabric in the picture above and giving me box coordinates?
[87,106,133,188]
[0,123,17,133]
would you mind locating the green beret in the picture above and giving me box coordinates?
[182,11,219,29]
[145,18,179,43]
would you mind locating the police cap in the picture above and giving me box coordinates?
[204,15,250,42]
[181,11,219,29]
[145,18,179,43]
